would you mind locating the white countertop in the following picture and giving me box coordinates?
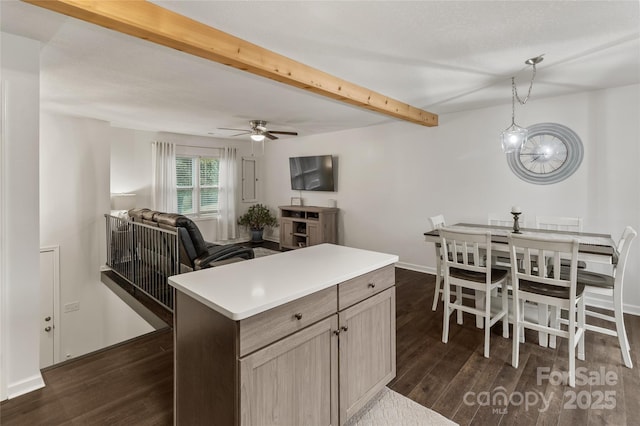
[168,243,398,320]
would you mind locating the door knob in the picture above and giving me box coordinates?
[45,316,51,322]
[44,326,52,332]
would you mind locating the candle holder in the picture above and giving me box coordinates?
[511,212,522,234]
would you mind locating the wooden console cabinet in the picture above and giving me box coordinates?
[169,245,397,426]
[279,205,338,250]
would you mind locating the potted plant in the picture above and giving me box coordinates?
[238,204,278,242]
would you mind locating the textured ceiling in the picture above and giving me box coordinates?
[2,0,639,139]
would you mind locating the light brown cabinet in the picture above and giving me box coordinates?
[174,264,395,426]
[339,288,396,422]
[279,205,338,250]
[240,315,339,426]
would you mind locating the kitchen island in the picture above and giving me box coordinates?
[169,243,398,426]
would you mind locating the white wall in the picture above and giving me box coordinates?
[110,127,155,206]
[262,85,640,314]
[110,131,258,241]
[40,112,154,362]
[1,32,44,399]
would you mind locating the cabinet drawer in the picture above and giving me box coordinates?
[338,265,395,310]
[239,286,337,357]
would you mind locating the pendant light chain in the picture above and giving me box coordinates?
[514,63,537,105]
[511,77,516,125]
[500,55,543,154]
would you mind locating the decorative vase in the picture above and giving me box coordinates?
[250,229,264,242]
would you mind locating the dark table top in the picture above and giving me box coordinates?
[424,223,616,260]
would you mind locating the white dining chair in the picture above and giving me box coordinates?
[535,215,586,269]
[487,213,523,275]
[429,215,475,322]
[429,214,446,311]
[535,215,583,232]
[508,233,585,387]
[550,226,637,368]
[488,213,527,229]
[440,228,509,358]
[534,215,586,347]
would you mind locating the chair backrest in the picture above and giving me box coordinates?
[613,226,637,290]
[429,214,446,230]
[535,215,583,232]
[129,208,210,269]
[155,213,209,262]
[488,213,526,228]
[508,233,580,295]
[440,227,492,279]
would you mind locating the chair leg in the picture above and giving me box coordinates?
[568,307,576,388]
[501,282,509,338]
[432,257,442,311]
[614,295,633,368]
[475,291,485,329]
[549,306,559,349]
[442,278,451,344]
[512,294,520,368]
[538,303,549,347]
[484,289,491,358]
[519,300,525,343]
[456,286,463,325]
[578,298,585,361]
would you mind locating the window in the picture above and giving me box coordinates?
[176,156,220,215]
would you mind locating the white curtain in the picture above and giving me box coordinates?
[217,147,238,240]
[151,141,177,212]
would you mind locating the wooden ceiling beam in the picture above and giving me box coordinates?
[24,0,438,127]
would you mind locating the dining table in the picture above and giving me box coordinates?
[424,222,618,265]
[423,222,618,346]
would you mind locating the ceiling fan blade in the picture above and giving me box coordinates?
[264,132,278,140]
[217,127,250,133]
[268,131,298,136]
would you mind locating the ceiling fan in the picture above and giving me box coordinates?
[218,120,298,141]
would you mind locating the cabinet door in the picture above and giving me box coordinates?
[240,315,339,426]
[307,222,320,246]
[241,157,258,202]
[339,287,396,425]
[280,219,294,248]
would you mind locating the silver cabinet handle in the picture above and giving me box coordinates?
[368,283,376,288]
[341,326,348,332]
[333,329,340,336]
[294,313,303,320]
[44,326,52,332]
[45,316,51,322]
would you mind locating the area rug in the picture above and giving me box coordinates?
[253,247,281,258]
[345,387,458,426]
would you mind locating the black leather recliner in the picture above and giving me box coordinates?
[128,208,254,270]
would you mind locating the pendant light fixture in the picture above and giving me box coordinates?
[250,130,265,156]
[501,55,544,153]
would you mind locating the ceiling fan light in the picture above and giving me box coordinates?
[501,123,528,153]
[250,133,265,142]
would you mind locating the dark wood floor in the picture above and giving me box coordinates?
[2,268,638,425]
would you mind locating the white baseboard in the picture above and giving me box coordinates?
[585,295,640,317]
[8,373,45,399]
[395,261,436,275]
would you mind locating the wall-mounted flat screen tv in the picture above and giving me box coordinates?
[289,155,335,191]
